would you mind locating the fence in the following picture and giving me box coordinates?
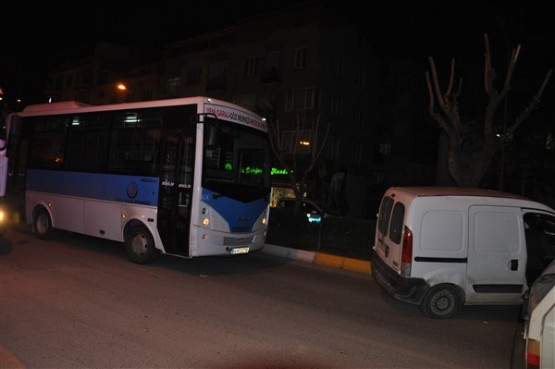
[266,207,375,260]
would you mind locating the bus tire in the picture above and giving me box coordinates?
[420,284,462,319]
[33,208,54,240]
[125,225,160,264]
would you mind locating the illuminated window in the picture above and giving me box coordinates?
[282,130,312,154]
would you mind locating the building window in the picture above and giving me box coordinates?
[289,47,308,69]
[164,76,181,95]
[244,56,261,76]
[354,105,364,127]
[97,73,108,84]
[286,88,320,110]
[65,74,73,87]
[330,95,343,117]
[351,143,363,165]
[141,89,153,101]
[398,77,412,95]
[327,135,340,160]
[234,94,256,111]
[547,133,554,150]
[76,67,93,87]
[294,15,306,27]
[379,142,391,156]
[355,66,366,88]
[333,54,345,77]
[186,67,202,85]
[261,51,280,83]
[207,62,226,90]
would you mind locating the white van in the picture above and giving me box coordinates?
[371,186,555,319]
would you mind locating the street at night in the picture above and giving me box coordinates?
[1,227,521,368]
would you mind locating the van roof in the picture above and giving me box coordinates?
[385,187,555,213]
[387,186,526,200]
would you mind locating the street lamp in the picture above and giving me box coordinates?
[115,83,128,103]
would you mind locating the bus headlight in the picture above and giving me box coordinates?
[0,208,5,235]
[202,217,210,226]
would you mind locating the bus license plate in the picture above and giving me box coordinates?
[230,247,249,255]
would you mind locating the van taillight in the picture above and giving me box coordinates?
[526,339,540,368]
[401,225,413,275]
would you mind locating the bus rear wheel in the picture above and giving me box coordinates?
[33,208,54,240]
[125,225,160,264]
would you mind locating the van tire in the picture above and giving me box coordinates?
[420,284,462,319]
[125,225,160,264]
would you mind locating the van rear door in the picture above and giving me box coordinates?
[374,194,405,274]
[466,205,526,304]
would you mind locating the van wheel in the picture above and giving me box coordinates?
[125,225,160,264]
[33,208,54,240]
[420,285,462,319]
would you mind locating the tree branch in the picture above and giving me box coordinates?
[505,69,553,139]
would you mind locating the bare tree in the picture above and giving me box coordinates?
[426,34,552,188]
[268,112,330,209]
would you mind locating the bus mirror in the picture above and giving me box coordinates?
[207,124,218,146]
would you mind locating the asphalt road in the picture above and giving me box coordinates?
[1,227,522,368]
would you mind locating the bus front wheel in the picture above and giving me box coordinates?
[125,225,160,264]
[33,208,54,240]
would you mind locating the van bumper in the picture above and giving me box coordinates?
[371,253,428,304]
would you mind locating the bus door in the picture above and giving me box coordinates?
[158,130,194,257]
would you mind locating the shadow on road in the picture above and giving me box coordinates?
[378,290,521,322]
[5,224,293,278]
[0,236,13,256]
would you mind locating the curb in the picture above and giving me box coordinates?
[262,244,371,274]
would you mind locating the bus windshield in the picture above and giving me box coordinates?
[203,119,270,195]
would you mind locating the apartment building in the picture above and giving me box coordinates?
[44,2,383,217]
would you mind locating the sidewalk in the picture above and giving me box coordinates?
[262,243,371,274]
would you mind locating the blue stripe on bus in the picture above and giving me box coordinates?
[26,169,159,206]
[202,188,268,232]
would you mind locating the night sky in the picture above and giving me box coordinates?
[1,1,554,107]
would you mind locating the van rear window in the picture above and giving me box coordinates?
[389,203,405,244]
[378,197,394,235]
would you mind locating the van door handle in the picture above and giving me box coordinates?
[509,259,518,271]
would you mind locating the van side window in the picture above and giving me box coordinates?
[389,202,405,244]
[377,196,394,236]
[524,212,555,285]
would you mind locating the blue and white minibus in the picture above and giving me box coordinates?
[4,96,271,263]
